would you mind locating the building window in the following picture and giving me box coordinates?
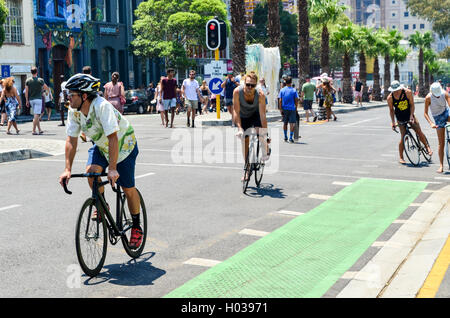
[412,24,416,29]
[404,24,409,30]
[4,0,23,44]
[404,12,409,17]
[392,25,396,29]
[392,12,396,17]
[420,24,425,29]
[392,0,396,4]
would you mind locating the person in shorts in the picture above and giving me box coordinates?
[182,70,203,128]
[279,76,299,143]
[354,77,363,107]
[161,68,178,128]
[25,66,49,135]
[424,82,450,173]
[221,71,239,126]
[301,75,317,122]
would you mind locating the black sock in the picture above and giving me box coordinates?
[131,213,140,228]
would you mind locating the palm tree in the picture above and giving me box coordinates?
[409,31,433,97]
[297,0,310,87]
[424,48,437,90]
[230,0,247,74]
[267,0,281,48]
[309,0,347,75]
[366,29,387,102]
[354,26,375,102]
[381,29,403,100]
[330,23,357,103]
[391,46,409,81]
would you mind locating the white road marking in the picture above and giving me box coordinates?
[183,258,221,267]
[362,165,379,168]
[434,176,450,181]
[308,194,331,200]
[135,172,155,179]
[276,210,305,216]
[239,229,270,237]
[341,271,358,280]
[409,203,422,207]
[0,204,21,212]
[422,189,436,193]
[332,181,353,186]
[381,154,395,157]
[352,170,370,174]
[341,117,381,127]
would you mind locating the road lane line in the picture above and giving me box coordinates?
[341,117,381,127]
[239,229,270,237]
[417,235,450,298]
[276,210,305,216]
[333,181,353,186]
[135,172,155,179]
[183,258,222,267]
[434,176,450,181]
[0,204,21,212]
[309,194,331,200]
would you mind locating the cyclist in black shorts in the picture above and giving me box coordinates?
[233,72,269,180]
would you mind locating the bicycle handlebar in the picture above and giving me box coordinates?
[61,172,109,195]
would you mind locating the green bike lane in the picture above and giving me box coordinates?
[164,178,427,298]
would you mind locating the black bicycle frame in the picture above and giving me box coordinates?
[62,172,127,238]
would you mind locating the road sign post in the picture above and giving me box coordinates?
[215,49,220,119]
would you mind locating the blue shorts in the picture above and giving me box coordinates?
[282,109,297,124]
[303,100,313,110]
[87,143,139,188]
[433,107,450,129]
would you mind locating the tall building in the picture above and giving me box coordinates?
[244,0,260,25]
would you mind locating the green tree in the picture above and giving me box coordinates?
[391,46,409,81]
[0,0,7,47]
[267,0,281,48]
[297,0,310,86]
[405,0,450,38]
[423,48,437,89]
[380,29,404,99]
[409,31,434,97]
[353,25,376,102]
[230,0,247,74]
[330,23,357,103]
[309,0,348,75]
[365,29,386,102]
[132,0,227,70]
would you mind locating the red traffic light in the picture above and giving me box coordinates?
[209,24,216,31]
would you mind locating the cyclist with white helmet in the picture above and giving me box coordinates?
[58,73,143,249]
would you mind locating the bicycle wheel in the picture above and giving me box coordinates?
[254,139,265,188]
[419,135,432,163]
[120,188,148,258]
[446,129,450,170]
[242,137,254,194]
[75,198,108,277]
[403,133,420,166]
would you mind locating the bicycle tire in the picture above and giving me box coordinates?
[75,198,108,277]
[403,133,420,166]
[420,135,432,163]
[254,139,264,187]
[446,131,450,170]
[121,189,148,258]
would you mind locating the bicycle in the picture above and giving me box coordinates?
[394,121,432,166]
[242,129,270,194]
[445,123,450,170]
[62,172,148,277]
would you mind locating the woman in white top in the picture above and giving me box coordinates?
[42,88,54,121]
[257,78,269,106]
[154,76,165,126]
[424,82,450,173]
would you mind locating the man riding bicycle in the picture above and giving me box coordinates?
[58,73,143,249]
[387,80,433,164]
[233,72,269,180]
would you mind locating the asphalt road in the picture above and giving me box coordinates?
[0,101,448,298]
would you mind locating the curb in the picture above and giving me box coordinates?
[0,148,51,163]
[336,186,450,298]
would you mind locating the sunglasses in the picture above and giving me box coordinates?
[246,83,256,88]
[68,92,80,99]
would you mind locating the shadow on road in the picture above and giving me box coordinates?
[245,183,286,199]
[83,252,166,287]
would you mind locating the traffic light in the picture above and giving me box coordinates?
[206,19,220,50]
[218,20,227,50]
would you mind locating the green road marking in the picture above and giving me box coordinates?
[165,178,427,298]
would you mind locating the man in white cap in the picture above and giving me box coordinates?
[387,80,432,164]
[424,82,450,173]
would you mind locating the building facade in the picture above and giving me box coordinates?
[32,0,161,101]
[0,0,36,102]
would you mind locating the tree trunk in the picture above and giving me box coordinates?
[230,0,246,75]
[383,53,391,100]
[373,57,382,101]
[267,0,281,48]
[424,65,430,93]
[394,64,400,81]
[297,0,310,88]
[359,51,369,102]
[321,25,330,75]
[418,48,425,97]
[343,52,353,103]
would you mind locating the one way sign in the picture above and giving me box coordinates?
[209,78,223,95]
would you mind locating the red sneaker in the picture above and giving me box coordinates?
[129,227,143,249]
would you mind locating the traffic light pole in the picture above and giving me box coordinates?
[215,49,220,119]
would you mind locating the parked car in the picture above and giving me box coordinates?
[123,89,148,114]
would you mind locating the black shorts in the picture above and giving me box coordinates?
[282,109,297,124]
[241,111,262,132]
[303,100,313,110]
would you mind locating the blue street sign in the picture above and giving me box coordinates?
[209,77,223,95]
[1,65,11,78]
